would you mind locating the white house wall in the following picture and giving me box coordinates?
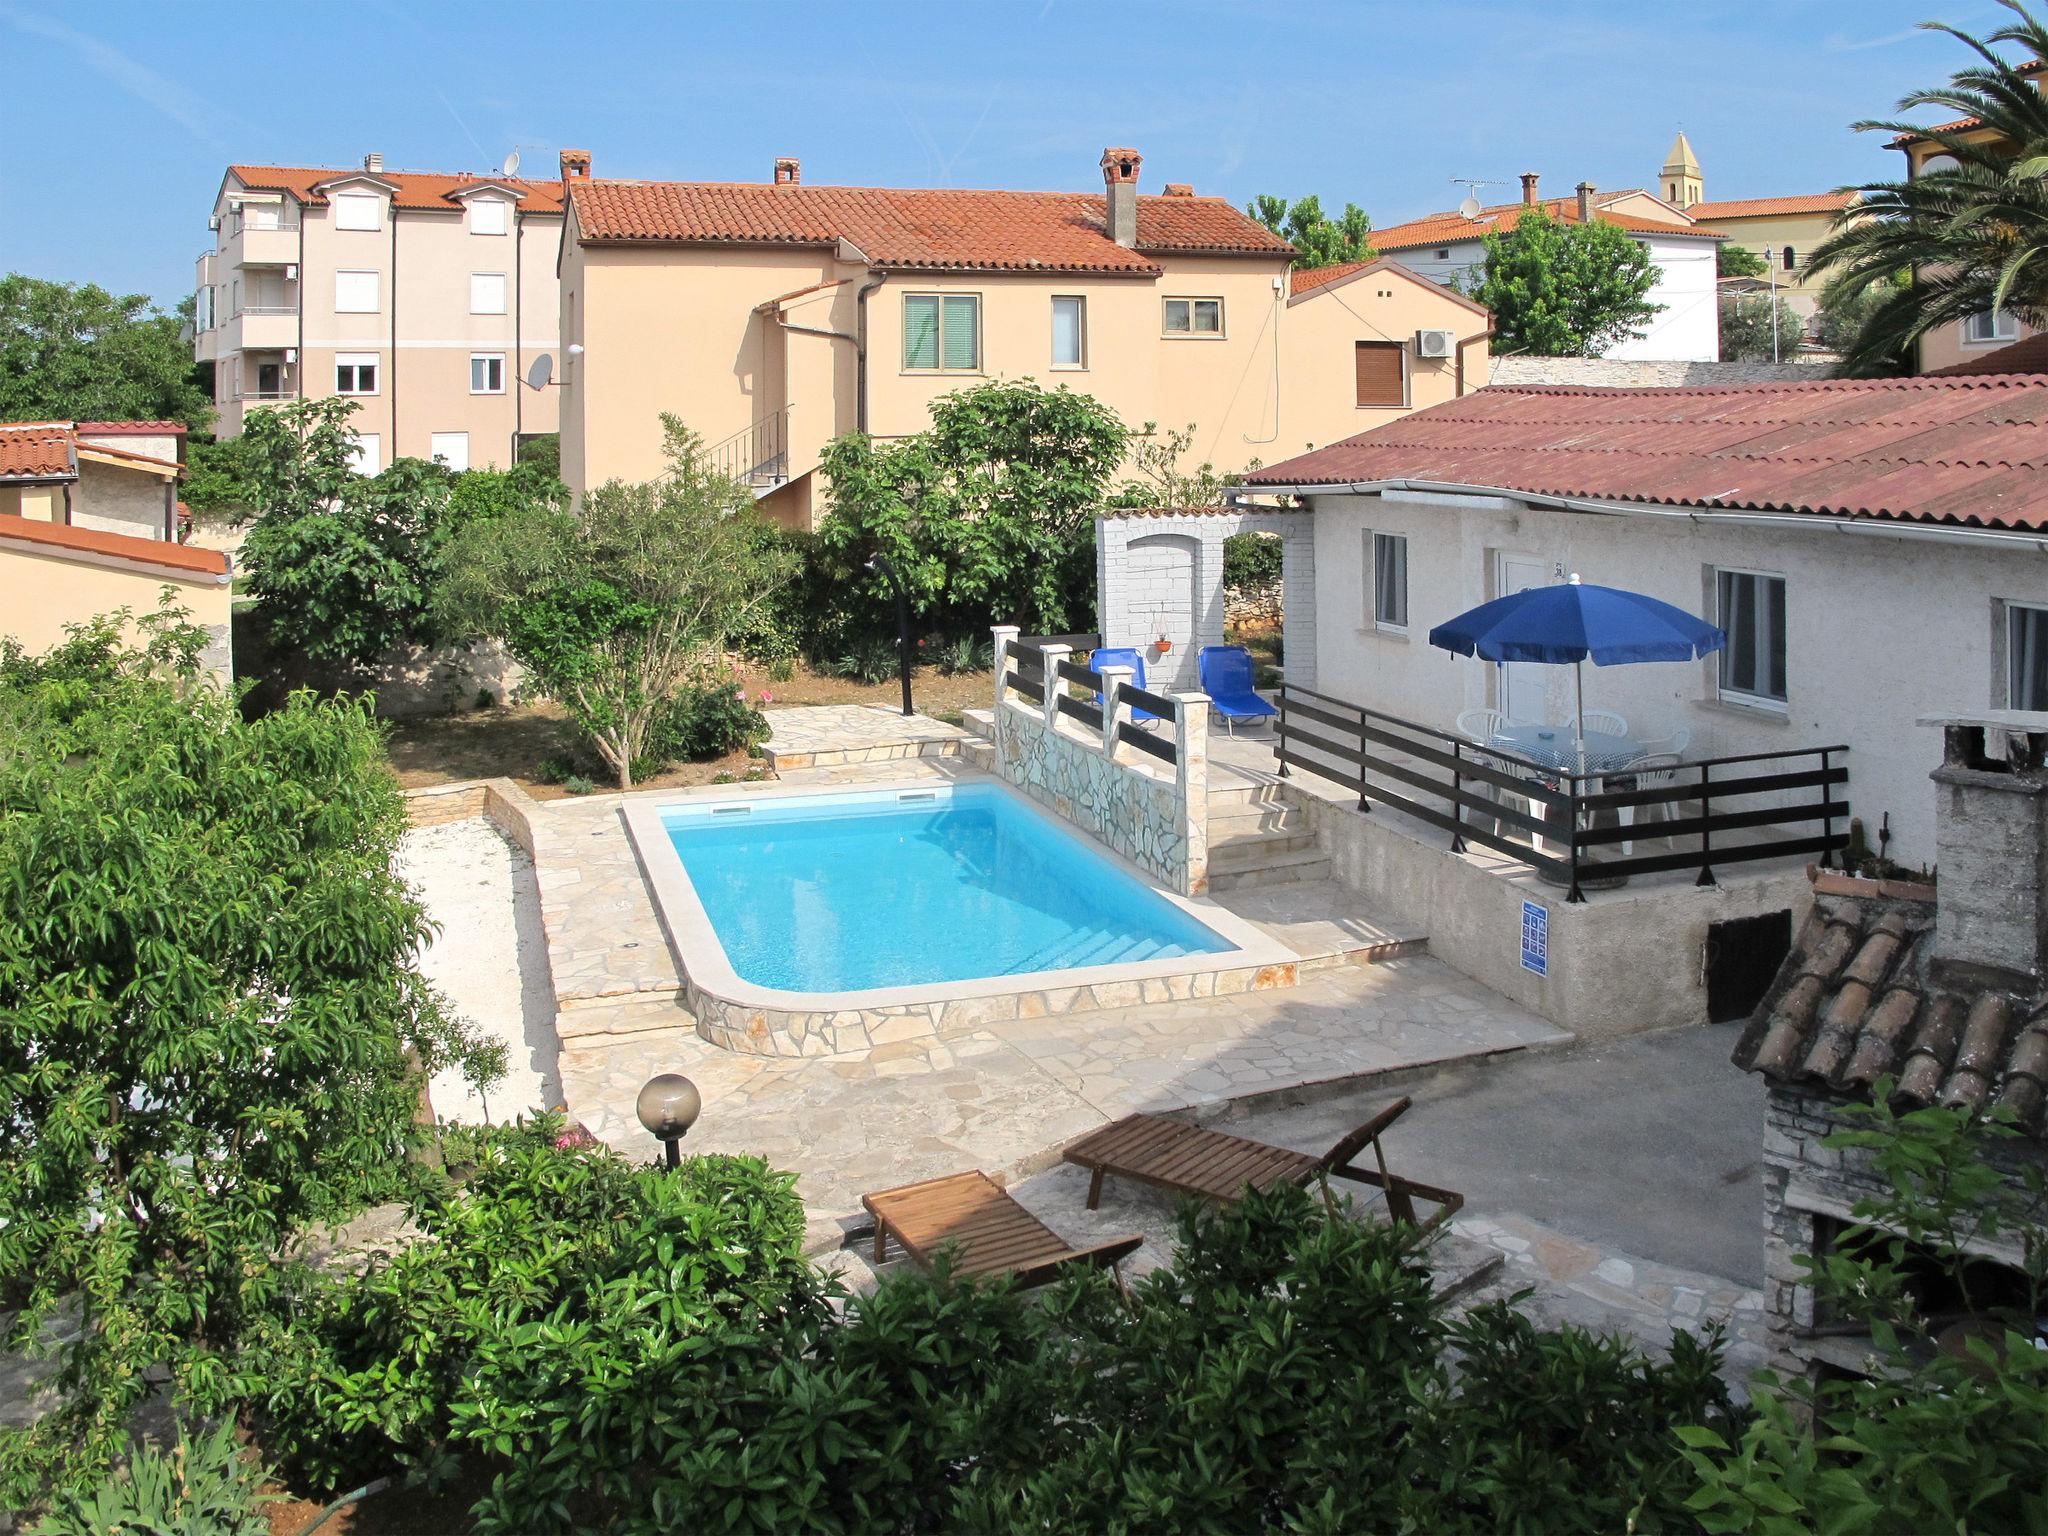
[1309,488,2048,867]
[1395,233,1719,363]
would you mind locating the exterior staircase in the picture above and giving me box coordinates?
[1205,772,1332,892]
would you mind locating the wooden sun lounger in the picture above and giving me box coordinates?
[861,1170,1144,1289]
[1061,1095,1462,1233]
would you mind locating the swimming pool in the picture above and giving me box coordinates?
[657,783,1230,992]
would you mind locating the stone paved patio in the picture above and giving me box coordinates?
[562,954,1569,1250]
[763,704,972,770]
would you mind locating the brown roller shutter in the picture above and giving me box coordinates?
[1355,341,1406,407]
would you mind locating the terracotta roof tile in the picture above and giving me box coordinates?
[1685,192,1858,220]
[228,164,565,214]
[567,179,1292,273]
[1288,260,1369,296]
[1370,198,1722,253]
[0,514,227,577]
[74,420,188,435]
[0,424,77,480]
[1734,874,2048,1136]
[1245,376,2048,532]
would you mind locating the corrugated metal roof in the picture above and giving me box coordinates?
[1243,377,2048,531]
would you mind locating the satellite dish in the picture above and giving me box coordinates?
[525,353,553,391]
[1458,193,1483,220]
[502,149,521,179]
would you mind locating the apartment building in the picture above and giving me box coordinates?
[556,147,1493,528]
[193,154,565,472]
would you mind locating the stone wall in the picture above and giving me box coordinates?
[237,603,525,720]
[1759,1084,2046,1385]
[1490,356,1835,389]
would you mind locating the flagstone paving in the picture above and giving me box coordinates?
[562,954,1570,1250]
[762,704,973,770]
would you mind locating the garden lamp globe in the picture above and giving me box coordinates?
[636,1073,702,1169]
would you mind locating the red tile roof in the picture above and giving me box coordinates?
[0,515,228,577]
[567,179,1293,273]
[75,420,189,436]
[1284,255,1493,320]
[228,164,566,214]
[1370,198,1722,253]
[1926,332,2048,376]
[1685,192,1858,220]
[0,424,77,480]
[1288,260,1367,296]
[1244,376,2048,531]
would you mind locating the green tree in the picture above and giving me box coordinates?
[0,602,494,1507]
[1814,271,1911,364]
[178,433,263,523]
[1719,293,1807,362]
[1247,193,1375,268]
[436,415,797,787]
[1807,2,2048,374]
[810,379,1129,648]
[1468,204,1664,356]
[0,274,212,429]
[1718,242,1769,279]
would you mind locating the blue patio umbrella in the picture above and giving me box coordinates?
[1428,574,1725,772]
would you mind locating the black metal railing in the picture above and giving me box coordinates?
[706,410,788,489]
[1275,683,1848,902]
[1002,634,1178,767]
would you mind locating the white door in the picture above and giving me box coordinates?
[1495,553,1550,724]
[430,432,470,472]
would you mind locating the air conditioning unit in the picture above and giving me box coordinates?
[285,264,298,280]
[1415,328,1457,358]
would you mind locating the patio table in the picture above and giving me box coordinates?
[1486,724,1643,778]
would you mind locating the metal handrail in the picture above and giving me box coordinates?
[706,410,788,488]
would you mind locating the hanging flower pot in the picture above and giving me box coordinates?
[1156,637,1173,653]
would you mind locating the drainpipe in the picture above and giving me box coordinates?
[853,270,886,433]
[513,208,523,464]
[389,206,399,458]
[295,203,305,400]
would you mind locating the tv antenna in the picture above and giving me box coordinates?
[1450,177,1506,219]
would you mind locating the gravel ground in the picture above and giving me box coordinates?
[395,817,561,1123]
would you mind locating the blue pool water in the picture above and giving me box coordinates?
[662,784,1230,992]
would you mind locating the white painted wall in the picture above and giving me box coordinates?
[1396,231,1720,363]
[1308,488,2048,868]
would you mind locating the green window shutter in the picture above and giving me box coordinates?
[904,296,939,369]
[942,296,979,369]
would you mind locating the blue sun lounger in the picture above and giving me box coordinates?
[1199,645,1279,735]
[1089,647,1162,723]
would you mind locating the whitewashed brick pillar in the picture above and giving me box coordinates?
[1038,643,1071,733]
[1173,692,1211,894]
[1096,663,1133,759]
[990,625,1020,710]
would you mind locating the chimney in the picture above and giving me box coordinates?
[1576,181,1595,223]
[1163,182,1194,197]
[363,152,383,174]
[1520,171,1540,206]
[774,157,800,186]
[1100,146,1142,246]
[559,148,592,181]
[1926,715,2048,987]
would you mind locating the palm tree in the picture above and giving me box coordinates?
[1808,1,2048,374]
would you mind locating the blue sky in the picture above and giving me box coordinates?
[0,0,2020,309]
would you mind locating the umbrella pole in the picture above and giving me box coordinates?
[1574,660,1586,779]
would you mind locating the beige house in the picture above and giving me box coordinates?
[0,420,232,678]
[194,155,564,472]
[555,148,1492,527]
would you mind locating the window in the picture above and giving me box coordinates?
[332,192,380,231]
[1965,308,2019,343]
[245,202,281,231]
[469,353,506,394]
[1354,341,1406,408]
[351,433,381,476]
[902,293,980,371]
[2008,603,2048,711]
[1164,297,1223,335]
[194,286,212,332]
[470,272,507,315]
[1051,295,1086,368]
[335,353,379,394]
[1368,532,1408,631]
[469,198,508,236]
[1716,568,1788,707]
[335,269,380,313]
[1783,246,1797,271]
[429,432,470,472]
[1434,247,1451,260]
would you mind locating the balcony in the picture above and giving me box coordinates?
[221,209,299,270]
[225,307,298,352]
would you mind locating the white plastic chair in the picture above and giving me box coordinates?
[1579,709,1630,739]
[1453,709,1538,849]
[1614,752,1682,854]
[1455,708,1507,742]
[1632,726,1692,759]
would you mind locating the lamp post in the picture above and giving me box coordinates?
[866,552,915,717]
[635,1073,702,1169]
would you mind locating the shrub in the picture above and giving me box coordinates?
[1223,529,1283,592]
[934,634,993,676]
[32,1419,275,1536]
[832,636,902,685]
[647,674,770,765]
[0,602,496,1508]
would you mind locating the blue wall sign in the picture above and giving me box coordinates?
[1520,900,1548,977]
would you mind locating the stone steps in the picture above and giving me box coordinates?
[1206,846,1335,892]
